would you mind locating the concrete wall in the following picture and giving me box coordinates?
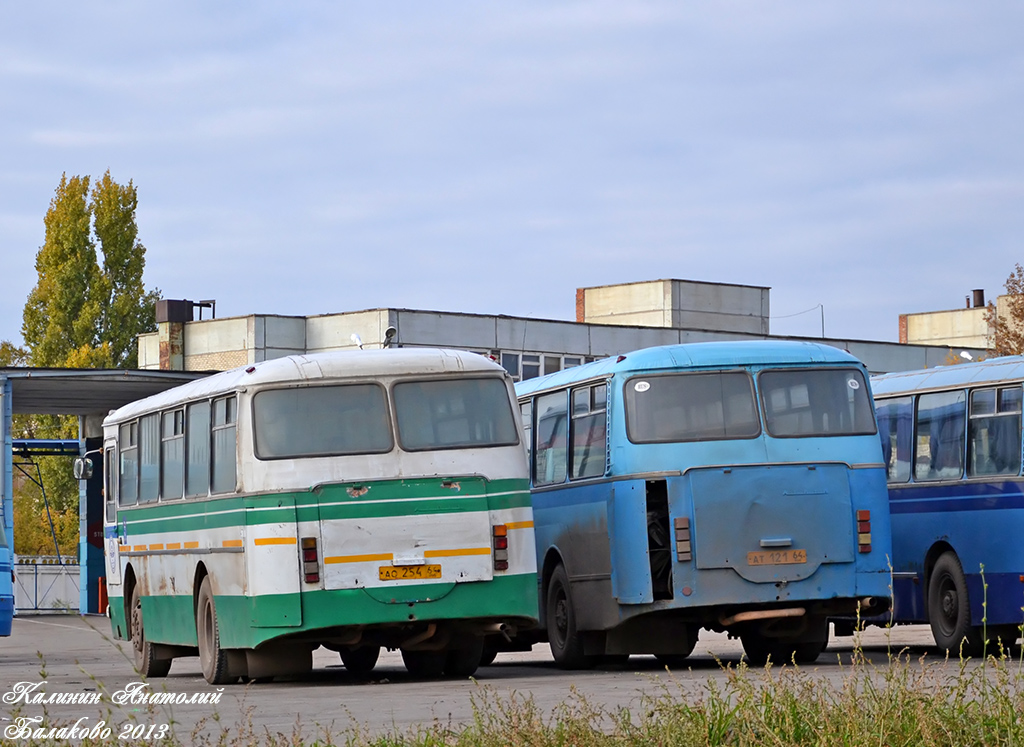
[580,279,770,335]
[901,307,989,349]
[137,305,982,378]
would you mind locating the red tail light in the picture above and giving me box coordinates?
[492,525,509,571]
[856,510,871,553]
[301,537,320,583]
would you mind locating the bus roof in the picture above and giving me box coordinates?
[105,348,506,425]
[871,355,1024,398]
[515,340,863,397]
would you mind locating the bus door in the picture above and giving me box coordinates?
[245,498,302,627]
[102,442,122,588]
[687,464,855,591]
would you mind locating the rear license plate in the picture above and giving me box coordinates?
[379,564,442,581]
[747,549,807,566]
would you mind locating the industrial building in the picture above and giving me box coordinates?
[139,278,984,377]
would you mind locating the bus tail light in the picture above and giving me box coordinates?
[301,537,320,583]
[492,525,509,571]
[857,510,871,553]
[674,516,692,563]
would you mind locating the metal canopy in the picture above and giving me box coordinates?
[0,368,209,416]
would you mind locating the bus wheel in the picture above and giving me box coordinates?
[741,633,783,665]
[129,586,171,678]
[197,577,237,685]
[928,552,983,657]
[340,645,380,676]
[546,565,594,669]
[401,649,446,678]
[655,624,699,668]
[479,643,498,666]
[444,637,484,677]
[793,617,829,664]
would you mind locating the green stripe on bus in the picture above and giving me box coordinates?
[117,478,530,534]
[126,572,539,650]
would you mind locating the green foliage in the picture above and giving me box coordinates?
[21,171,160,369]
[12,474,78,557]
[10,171,162,551]
[0,340,28,366]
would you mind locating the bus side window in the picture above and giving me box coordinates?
[520,400,532,470]
[915,390,966,481]
[534,391,567,486]
[186,401,212,498]
[876,396,912,483]
[968,386,1022,477]
[161,409,185,500]
[570,384,607,480]
[119,421,139,506]
[212,396,237,494]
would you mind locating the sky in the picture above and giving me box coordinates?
[2,2,1022,351]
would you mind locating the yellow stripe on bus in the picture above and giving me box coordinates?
[424,547,491,558]
[184,541,199,549]
[506,521,534,530]
[324,553,394,565]
[132,545,147,552]
[254,537,297,546]
[165,543,181,550]
[149,544,165,551]
[222,539,243,548]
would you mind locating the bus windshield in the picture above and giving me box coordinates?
[394,377,519,451]
[759,368,875,438]
[625,371,760,443]
[253,383,393,458]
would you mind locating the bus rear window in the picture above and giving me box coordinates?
[759,368,876,438]
[394,378,519,452]
[253,384,392,458]
[625,372,760,443]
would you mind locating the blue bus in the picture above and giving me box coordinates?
[514,341,892,667]
[0,521,11,636]
[873,357,1024,656]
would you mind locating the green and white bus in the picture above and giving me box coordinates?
[99,349,537,684]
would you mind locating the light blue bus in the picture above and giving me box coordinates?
[514,341,892,667]
[0,521,11,636]
[873,357,1024,656]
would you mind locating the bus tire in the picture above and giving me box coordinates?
[129,585,171,678]
[546,564,594,669]
[479,643,498,666]
[928,552,983,657]
[340,645,380,676]
[197,577,237,685]
[444,637,484,677]
[401,649,446,678]
[655,623,699,668]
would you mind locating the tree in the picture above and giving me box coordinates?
[13,172,162,536]
[22,171,160,369]
[985,263,1024,357]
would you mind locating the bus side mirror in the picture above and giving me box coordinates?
[73,457,94,481]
